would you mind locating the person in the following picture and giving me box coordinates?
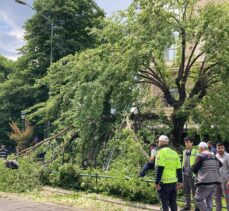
[180,136,199,211]
[0,144,8,159]
[154,135,183,211]
[139,143,157,177]
[207,141,216,155]
[5,160,19,169]
[215,141,229,211]
[192,142,221,211]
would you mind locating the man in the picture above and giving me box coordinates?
[207,141,216,155]
[180,136,199,211]
[215,141,229,211]
[0,145,8,159]
[155,135,182,211]
[139,143,157,177]
[192,142,221,211]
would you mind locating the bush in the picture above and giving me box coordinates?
[0,156,41,192]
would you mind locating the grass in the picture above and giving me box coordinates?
[2,187,159,211]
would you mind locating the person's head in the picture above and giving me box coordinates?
[184,136,193,150]
[158,135,169,147]
[198,142,208,153]
[0,145,5,150]
[207,141,215,149]
[150,143,157,150]
[216,141,225,155]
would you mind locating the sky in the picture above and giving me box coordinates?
[0,0,133,61]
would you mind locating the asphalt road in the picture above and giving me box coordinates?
[0,196,85,211]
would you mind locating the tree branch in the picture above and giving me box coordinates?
[184,34,203,80]
[188,52,205,71]
[137,73,164,90]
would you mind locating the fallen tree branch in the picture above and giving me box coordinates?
[17,125,74,157]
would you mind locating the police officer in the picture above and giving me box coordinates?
[180,136,199,211]
[192,142,221,211]
[155,135,183,211]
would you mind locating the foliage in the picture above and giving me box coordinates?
[0,156,41,192]
[192,79,229,141]
[37,130,157,203]
[27,39,138,162]
[9,121,34,150]
[27,0,229,148]
[0,0,105,147]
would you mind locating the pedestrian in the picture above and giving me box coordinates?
[207,141,216,155]
[0,144,8,159]
[155,135,183,211]
[180,136,199,211]
[139,142,157,177]
[192,142,222,211]
[215,141,229,211]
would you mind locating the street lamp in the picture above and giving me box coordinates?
[15,0,54,65]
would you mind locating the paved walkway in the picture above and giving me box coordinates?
[0,195,84,211]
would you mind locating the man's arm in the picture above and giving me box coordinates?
[155,166,164,184]
[176,168,182,183]
[192,156,203,174]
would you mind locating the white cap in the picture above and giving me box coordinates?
[159,135,169,142]
[198,142,208,148]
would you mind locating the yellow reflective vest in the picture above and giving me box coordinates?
[155,147,181,184]
[182,148,198,167]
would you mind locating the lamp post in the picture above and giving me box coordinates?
[15,0,53,65]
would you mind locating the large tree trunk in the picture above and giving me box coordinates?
[171,113,187,147]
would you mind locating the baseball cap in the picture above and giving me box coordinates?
[159,135,169,142]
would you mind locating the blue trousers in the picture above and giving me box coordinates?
[139,162,154,177]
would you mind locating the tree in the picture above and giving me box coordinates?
[0,0,105,147]
[192,77,229,141]
[25,0,229,161]
[27,41,138,164]
[15,0,105,124]
[110,0,229,145]
[21,0,104,77]
[9,121,34,152]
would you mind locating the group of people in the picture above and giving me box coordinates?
[140,135,229,211]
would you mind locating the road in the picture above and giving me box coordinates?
[0,195,85,211]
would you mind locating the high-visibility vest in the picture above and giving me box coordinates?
[155,147,181,184]
[182,148,198,167]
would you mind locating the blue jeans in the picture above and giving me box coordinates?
[139,162,154,177]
